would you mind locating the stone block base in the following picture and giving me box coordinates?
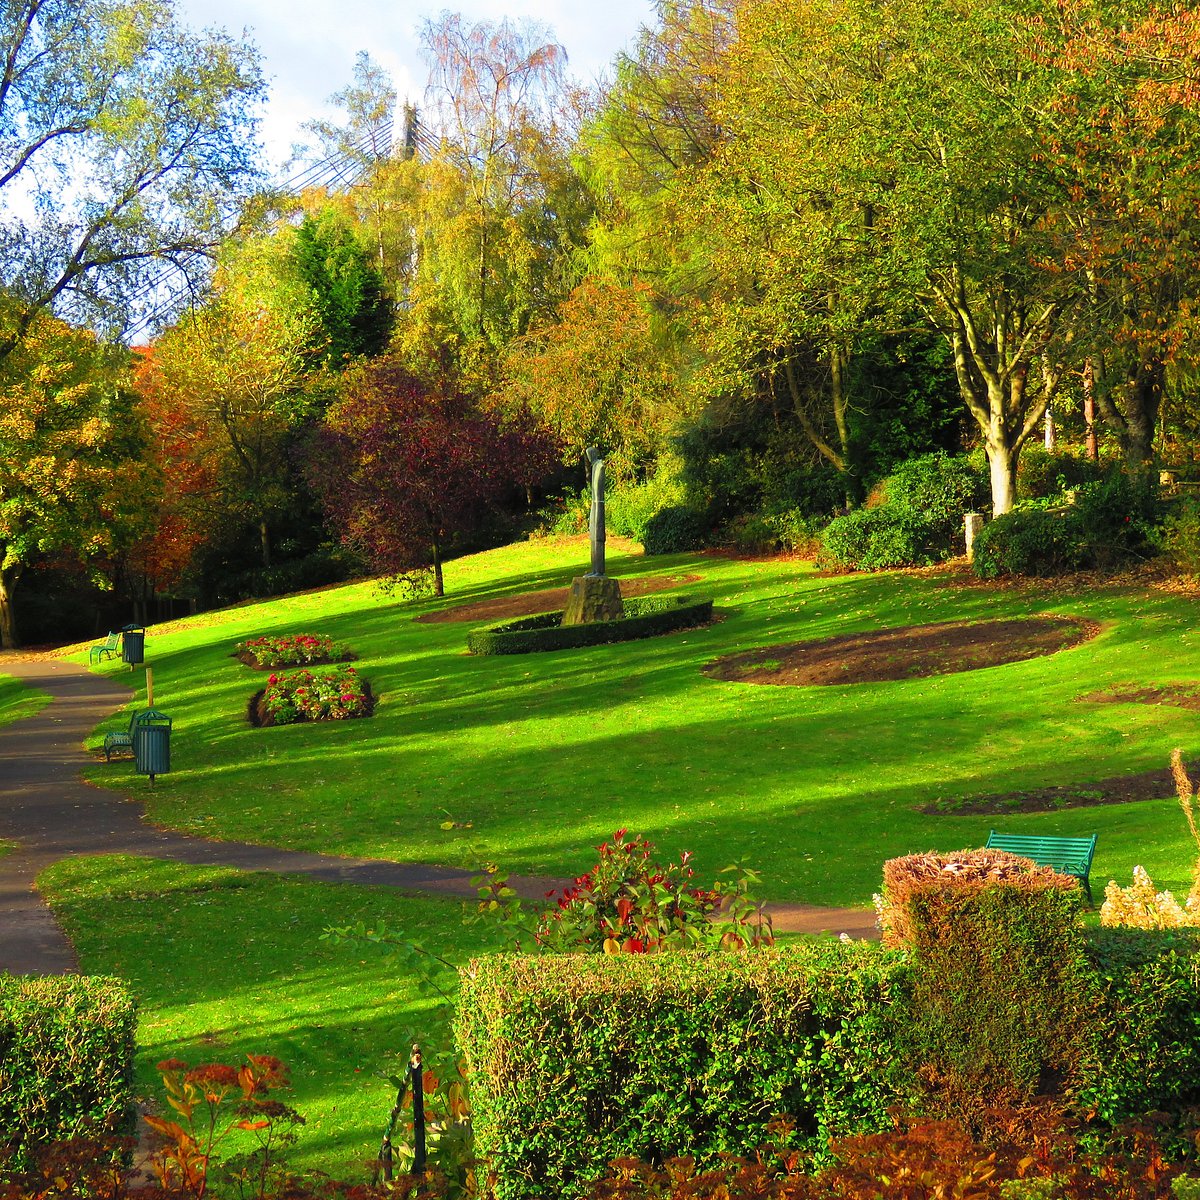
[562,576,624,626]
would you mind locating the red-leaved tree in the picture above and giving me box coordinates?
[309,357,554,595]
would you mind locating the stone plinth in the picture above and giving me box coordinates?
[964,512,985,561]
[562,576,624,626]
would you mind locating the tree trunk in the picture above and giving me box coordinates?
[431,539,444,597]
[0,563,22,650]
[259,521,272,569]
[986,444,1018,516]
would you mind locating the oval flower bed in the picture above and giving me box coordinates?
[467,594,714,655]
[248,665,374,727]
[235,633,355,669]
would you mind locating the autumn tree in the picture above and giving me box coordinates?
[0,314,152,647]
[0,0,264,358]
[310,357,555,595]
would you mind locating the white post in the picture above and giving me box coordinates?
[964,512,985,562]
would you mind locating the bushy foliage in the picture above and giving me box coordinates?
[973,469,1160,579]
[236,633,353,668]
[258,665,370,725]
[534,830,773,954]
[878,850,1091,1122]
[457,944,909,1200]
[639,506,711,555]
[1018,448,1108,500]
[0,976,136,1171]
[820,453,986,570]
[1163,497,1200,575]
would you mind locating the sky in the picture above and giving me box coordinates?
[173,0,658,176]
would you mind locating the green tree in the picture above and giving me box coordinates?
[0,314,152,647]
[289,210,393,368]
[0,0,264,358]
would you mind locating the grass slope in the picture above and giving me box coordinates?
[81,537,1200,905]
[38,854,489,1180]
[0,671,49,727]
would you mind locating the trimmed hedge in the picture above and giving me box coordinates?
[0,975,136,1169]
[456,946,910,1200]
[466,594,714,655]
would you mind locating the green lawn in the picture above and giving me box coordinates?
[0,671,49,727]
[38,854,490,1179]
[81,536,1200,904]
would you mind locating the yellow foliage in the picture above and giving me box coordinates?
[1100,865,1200,930]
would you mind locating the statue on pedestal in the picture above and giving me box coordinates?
[585,445,605,577]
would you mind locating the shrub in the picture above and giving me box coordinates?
[235,633,354,668]
[1163,496,1200,575]
[881,451,989,539]
[641,506,710,555]
[0,976,136,1170]
[1078,926,1200,1126]
[878,850,1092,1122]
[456,944,910,1200]
[819,507,932,570]
[255,664,371,725]
[465,595,713,655]
[971,508,1084,578]
[535,830,773,954]
[1018,447,1107,500]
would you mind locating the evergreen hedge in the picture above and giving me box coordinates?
[465,594,714,655]
[0,975,137,1169]
[456,946,910,1200]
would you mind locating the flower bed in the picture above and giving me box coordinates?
[248,665,373,727]
[466,594,714,655]
[235,633,355,669]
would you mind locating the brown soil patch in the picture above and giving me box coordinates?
[1078,682,1200,711]
[247,680,376,728]
[704,616,1100,687]
[416,573,704,624]
[234,649,356,670]
[919,767,1175,816]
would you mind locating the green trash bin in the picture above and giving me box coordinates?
[121,624,146,667]
[133,709,172,781]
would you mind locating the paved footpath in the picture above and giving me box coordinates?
[0,655,877,975]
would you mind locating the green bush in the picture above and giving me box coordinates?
[1077,927,1200,1126]
[0,975,136,1169]
[973,470,1160,579]
[820,452,987,570]
[466,595,714,655]
[820,507,932,570]
[971,508,1083,578]
[456,944,910,1200]
[1018,447,1107,500]
[882,451,989,539]
[641,505,710,555]
[1163,497,1200,575]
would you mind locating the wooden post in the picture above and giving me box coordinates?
[146,668,154,708]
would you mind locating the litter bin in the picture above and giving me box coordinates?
[121,624,146,667]
[133,708,172,782]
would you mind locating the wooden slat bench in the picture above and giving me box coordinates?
[986,830,1099,902]
[89,631,122,664]
[103,711,140,761]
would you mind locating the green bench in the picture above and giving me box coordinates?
[986,830,1099,902]
[103,711,139,761]
[89,631,122,664]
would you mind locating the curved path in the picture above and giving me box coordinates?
[0,656,877,974]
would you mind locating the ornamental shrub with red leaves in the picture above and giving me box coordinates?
[534,829,774,954]
[587,1110,1200,1200]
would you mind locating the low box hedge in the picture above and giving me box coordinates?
[456,945,910,1200]
[466,594,714,655]
[0,975,137,1170]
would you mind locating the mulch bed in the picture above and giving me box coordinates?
[247,681,376,728]
[416,573,704,624]
[234,650,357,670]
[918,768,1176,816]
[703,616,1100,687]
[1078,683,1200,711]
